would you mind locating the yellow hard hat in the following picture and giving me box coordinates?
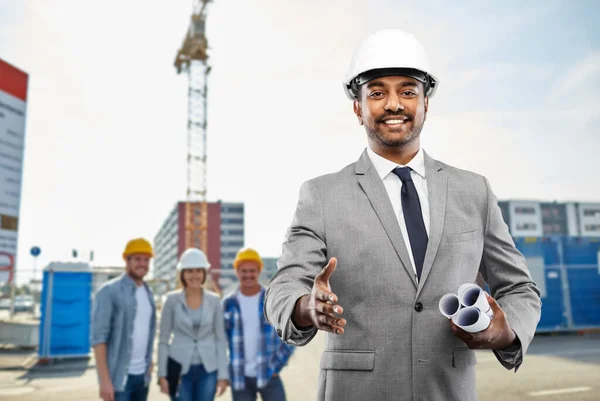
[123,238,154,260]
[233,248,263,270]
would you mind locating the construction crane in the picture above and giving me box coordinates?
[174,0,219,292]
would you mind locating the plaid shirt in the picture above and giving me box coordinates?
[223,287,295,391]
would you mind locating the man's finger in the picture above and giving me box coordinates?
[316,289,338,304]
[316,300,343,316]
[317,257,337,283]
[322,324,345,335]
[316,313,346,333]
[318,314,346,327]
[486,293,502,314]
[450,320,472,343]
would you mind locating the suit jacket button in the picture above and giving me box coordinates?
[414,302,423,312]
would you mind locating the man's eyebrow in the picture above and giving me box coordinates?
[365,80,419,89]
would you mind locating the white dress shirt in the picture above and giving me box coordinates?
[366,146,430,281]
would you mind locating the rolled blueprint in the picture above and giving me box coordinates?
[458,283,493,318]
[438,293,462,319]
[452,306,491,333]
[457,283,472,299]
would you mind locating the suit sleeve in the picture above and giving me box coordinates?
[479,176,542,371]
[213,298,230,381]
[157,294,175,378]
[264,180,328,346]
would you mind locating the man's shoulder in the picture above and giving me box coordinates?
[96,275,124,294]
[303,160,357,190]
[436,159,487,186]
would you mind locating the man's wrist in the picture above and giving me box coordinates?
[291,295,312,329]
[501,330,520,351]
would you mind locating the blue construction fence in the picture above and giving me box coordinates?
[512,236,600,332]
[37,235,599,359]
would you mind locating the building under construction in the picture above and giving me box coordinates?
[153,201,244,289]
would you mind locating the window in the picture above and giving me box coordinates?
[221,229,244,236]
[584,224,600,232]
[543,223,564,234]
[221,241,243,247]
[583,209,600,218]
[0,215,18,231]
[515,207,536,215]
[516,222,537,230]
[222,218,243,225]
[223,206,243,214]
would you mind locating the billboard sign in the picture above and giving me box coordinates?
[0,59,28,284]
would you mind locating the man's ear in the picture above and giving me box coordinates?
[353,100,364,125]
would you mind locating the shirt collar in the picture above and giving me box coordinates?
[120,273,144,290]
[366,146,426,180]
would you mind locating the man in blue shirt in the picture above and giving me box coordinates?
[91,238,156,401]
[223,248,295,401]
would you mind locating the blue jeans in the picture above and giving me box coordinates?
[114,374,149,401]
[232,376,286,401]
[176,364,218,401]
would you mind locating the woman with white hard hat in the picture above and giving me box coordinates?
[157,248,229,401]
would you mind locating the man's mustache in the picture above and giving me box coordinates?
[376,111,414,123]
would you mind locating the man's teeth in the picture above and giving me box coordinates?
[384,119,406,124]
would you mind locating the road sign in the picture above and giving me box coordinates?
[30,246,41,257]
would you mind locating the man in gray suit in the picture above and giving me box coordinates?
[264,29,541,401]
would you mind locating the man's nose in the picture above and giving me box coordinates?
[384,93,404,112]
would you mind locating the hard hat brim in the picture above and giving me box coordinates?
[177,264,210,270]
[345,67,438,100]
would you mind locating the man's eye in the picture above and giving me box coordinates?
[402,91,416,96]
[370,91,384,97]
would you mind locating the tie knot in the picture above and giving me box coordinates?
[392,166,412,183]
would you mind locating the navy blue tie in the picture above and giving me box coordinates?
[392,167,428,281]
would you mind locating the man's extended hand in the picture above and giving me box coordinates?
[450,293,518,350]
[292,257,346,334]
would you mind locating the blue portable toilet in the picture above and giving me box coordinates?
[562,237,600,328]
[513,236,566,331]
[39,262,93,359]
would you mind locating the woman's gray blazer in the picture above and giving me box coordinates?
[157,290,229,380]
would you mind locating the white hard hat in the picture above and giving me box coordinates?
[177,248,210,270]
[343,29,439,100]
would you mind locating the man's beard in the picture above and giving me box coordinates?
[128,267,147,280]
[366,111,425,148]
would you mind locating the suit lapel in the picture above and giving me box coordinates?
[416,152,447,297]
[176,292,195,336]
[355,150,417,288]
[199,291,210,326]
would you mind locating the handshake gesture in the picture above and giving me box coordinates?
[292,258,346,334]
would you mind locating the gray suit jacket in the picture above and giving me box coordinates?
[265,150,541,401]
[158,290,229,380]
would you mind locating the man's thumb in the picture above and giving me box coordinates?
[486,293,501,313]
[318,257,337,282]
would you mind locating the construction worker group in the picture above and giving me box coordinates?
[91,28,541,401]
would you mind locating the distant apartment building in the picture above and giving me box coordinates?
[153,201,244,287]
[498,200,600,237]
[262,257,278,276]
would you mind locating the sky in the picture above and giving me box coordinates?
[1,0,599,284]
